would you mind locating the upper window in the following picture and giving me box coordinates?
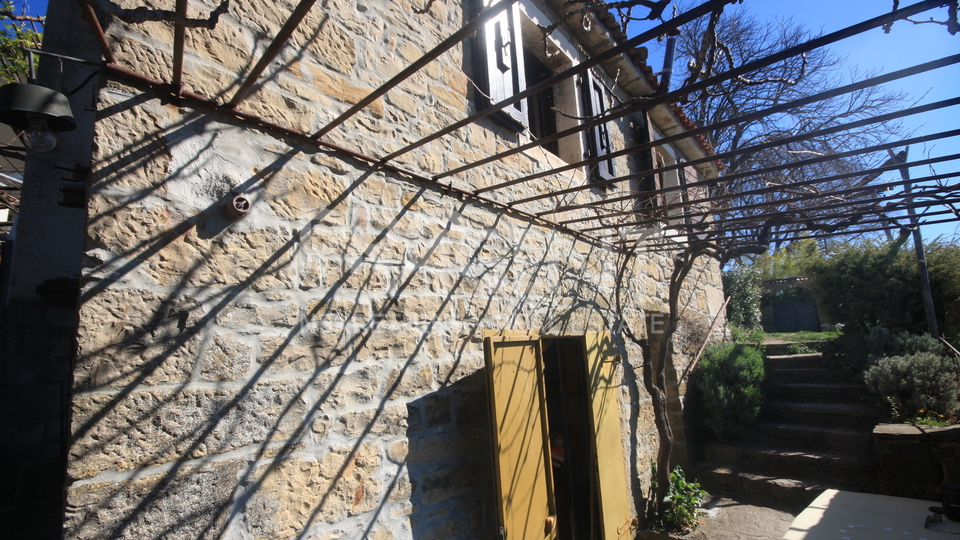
[474,0,613,169]
[579,72,615,182]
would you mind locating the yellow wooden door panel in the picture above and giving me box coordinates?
[484,336,558,540]
[584,331,633,540]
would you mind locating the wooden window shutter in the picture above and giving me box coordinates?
[477,0,527,131]
[580,72,615,182]
[484,335,558,540]
[584,332,633,540]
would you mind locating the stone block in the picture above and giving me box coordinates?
[75,289,202,390]
[265,169,348,222]
[200,334,253,381]
[247,444,381,537]
[385,362,434,398]
[334,404,408,438]
[69,380,304,478]
[65,459,243,539]
[319,364,382,407]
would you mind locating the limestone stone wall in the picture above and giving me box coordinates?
[54,0,725,538]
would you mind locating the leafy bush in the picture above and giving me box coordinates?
[723,264,763,329]
[649,465,707,533]
[805,237,960,334]
[786,342,816,354]
[863,352,960,422]
[824,327,946,375]
[730,324,765,350]
[692,343,766,440]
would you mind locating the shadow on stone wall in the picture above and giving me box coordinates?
[61,93,623,538]
[406,371,496,540]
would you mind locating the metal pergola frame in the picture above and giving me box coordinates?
[68,0,960,253]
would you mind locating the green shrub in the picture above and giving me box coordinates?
[649,465,707,533]
[692,343,766,440]
[824,327,945,375]
[805,237,960,334]
[730,325,765,352]
[863,352,960,422]
[786,342,816,354]
[723,265,762,329]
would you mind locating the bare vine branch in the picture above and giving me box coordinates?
[84,0,230,29]
[0,10,44,23]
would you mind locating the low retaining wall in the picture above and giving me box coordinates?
[873,424,960,501]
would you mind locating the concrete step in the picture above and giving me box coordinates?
[765,353,825,370]
[767,382,870,403]
[744,421,875,455]
[760,400,881,430]
[769,368,853,384]
[694,464,864,508]
[703,442,879,485]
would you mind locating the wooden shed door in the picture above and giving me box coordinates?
[484,335,558,540]
[584,332,633,540]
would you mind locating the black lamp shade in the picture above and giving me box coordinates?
[0,83,76,132]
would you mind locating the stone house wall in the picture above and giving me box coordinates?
[9,0,723,538]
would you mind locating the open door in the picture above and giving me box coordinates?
[584,332,633,540]
[484,335,558,540]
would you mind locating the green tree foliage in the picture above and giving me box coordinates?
[753,239,823,280]
[691,343,766,441]
[804,236,960,334]
[722,264,762,329]
[0,1,42,84]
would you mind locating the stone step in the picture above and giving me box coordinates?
[760,400,882,430]
[764,343,825,357]
[694,465,858,508]
[767,382,870,403]
[769,368,853,384]
[765,353,826,370]
[744,421,875,455]
[703,442,879,485]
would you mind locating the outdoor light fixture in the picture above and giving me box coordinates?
[0,49,78,153]
[0,82,76,152]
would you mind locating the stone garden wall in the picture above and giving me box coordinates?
[42,0,727,538]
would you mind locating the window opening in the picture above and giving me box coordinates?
[475,0,527,131]
[631,114,657,211]
[580,72,615,183]
[524,49,560,157]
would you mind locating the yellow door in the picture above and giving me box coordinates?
[584,332,634,540]
[484,335,558,540]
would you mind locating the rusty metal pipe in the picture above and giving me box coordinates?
[227,0,318,108]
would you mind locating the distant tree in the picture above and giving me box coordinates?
[722,263,762,329]
[0,0,43,84]
[671,2,913,241]
[752,238,823,280]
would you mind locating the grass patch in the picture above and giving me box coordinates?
[765,330,838,342]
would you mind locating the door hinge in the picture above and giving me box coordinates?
[498,525,506,540]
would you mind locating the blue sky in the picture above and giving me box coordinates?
[633,0,960,241]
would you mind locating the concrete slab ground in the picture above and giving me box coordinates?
[698,495,804,540]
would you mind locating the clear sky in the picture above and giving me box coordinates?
[633,0,960,242]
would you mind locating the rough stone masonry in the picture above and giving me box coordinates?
[12,0,725,538]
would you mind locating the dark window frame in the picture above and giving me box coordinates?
[579,71,615,183]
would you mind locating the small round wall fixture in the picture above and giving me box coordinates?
[0,83,76,152]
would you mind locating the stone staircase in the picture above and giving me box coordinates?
[694,342,883,507]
